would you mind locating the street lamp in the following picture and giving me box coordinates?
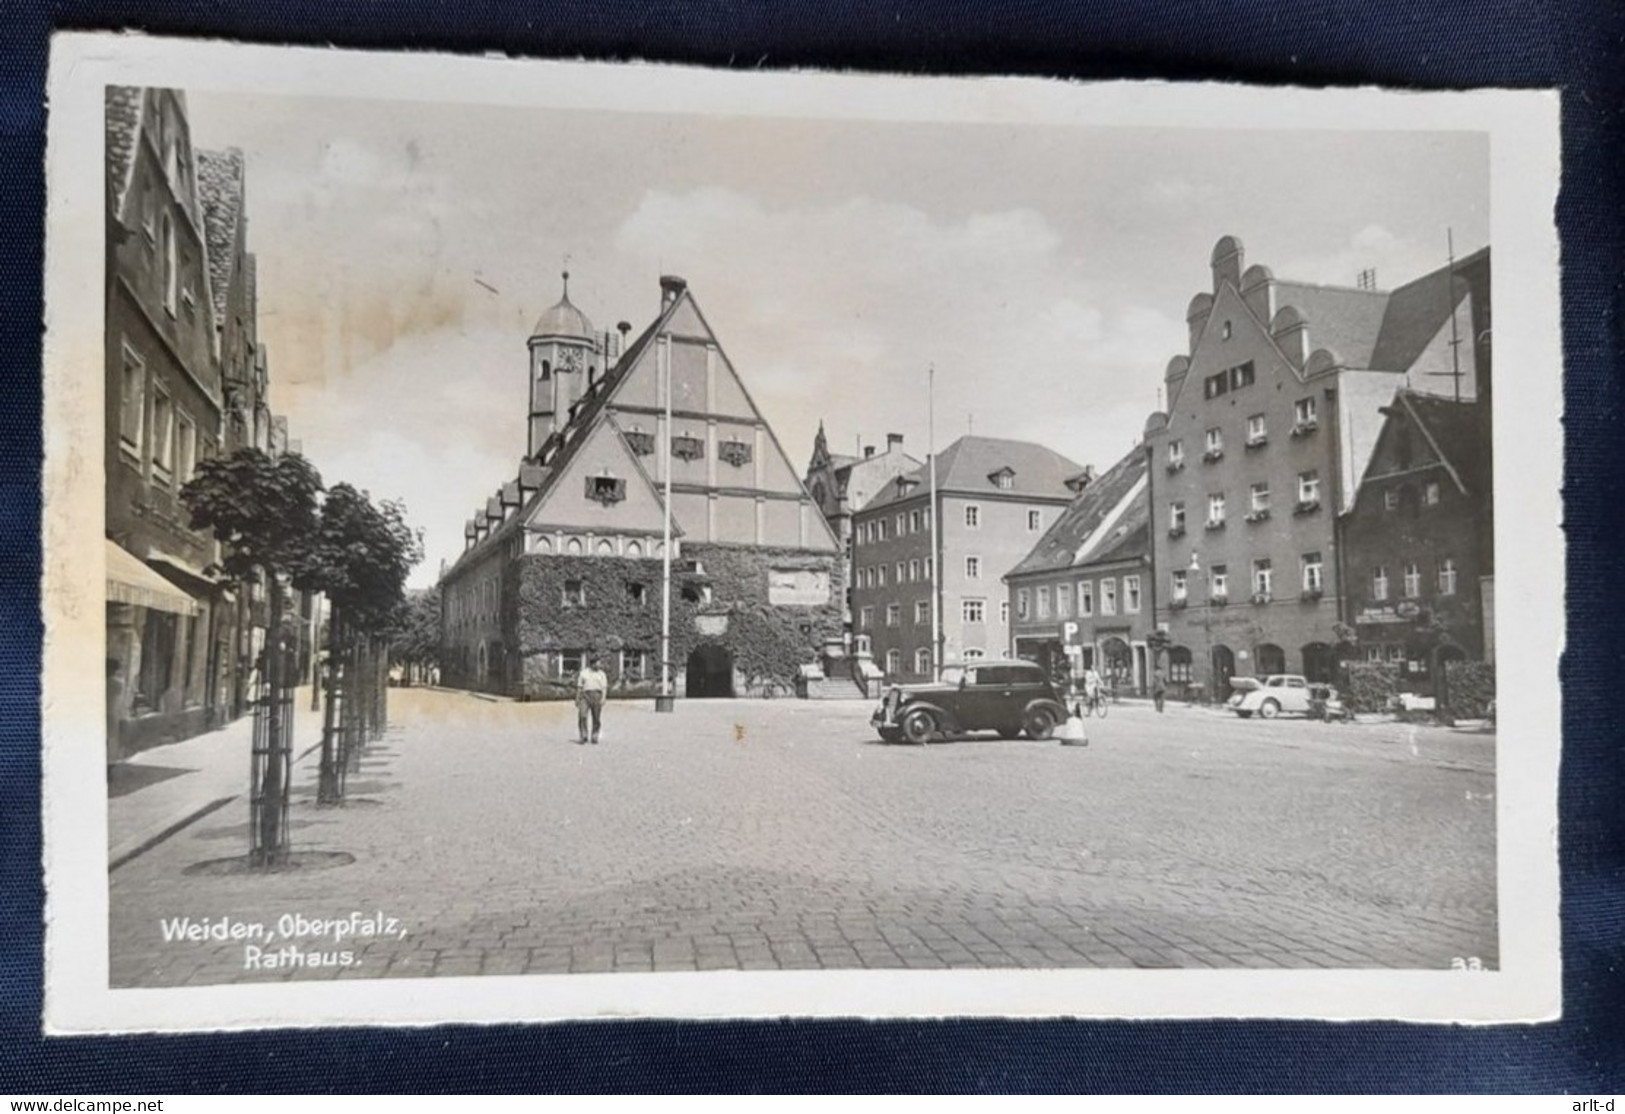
[1188,550,1212,704]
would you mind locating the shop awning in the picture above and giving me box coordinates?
[106,540,199,617]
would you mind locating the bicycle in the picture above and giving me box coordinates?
[1084,690,1108,718]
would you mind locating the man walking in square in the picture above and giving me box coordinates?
[576,655,609,744]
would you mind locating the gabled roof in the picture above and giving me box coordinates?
[196,148,245,325]
[1006,446,1149,579]
[1274,281,1390,369]
[105,86,144,215]
[1367,248,1486,372]
[859,435,1083,514]
[1393,390,1490,496]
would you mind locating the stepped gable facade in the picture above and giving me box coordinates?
[439,274,843,700]
[1142,234,1491,697]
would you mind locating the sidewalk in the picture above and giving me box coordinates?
[108,685,326,870]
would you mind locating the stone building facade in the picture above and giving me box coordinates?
[1142,235,1491,698]
[439,274,844,700]
[849,435,1083,682]
[1005,448,1155,694]
[802,425,920,635]
[105,86,294,757]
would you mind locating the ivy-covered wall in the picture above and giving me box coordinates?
[512,543,843,700]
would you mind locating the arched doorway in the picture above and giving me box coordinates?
[1255,642,1286,676]
[1102,637,1132,694]
[685,644,735,698]
[1210,644,1236,700]
[1302,642,1334,683]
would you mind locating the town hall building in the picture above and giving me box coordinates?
[438,273,844,700]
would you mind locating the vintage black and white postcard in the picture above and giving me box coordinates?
[41,32,1562,1030]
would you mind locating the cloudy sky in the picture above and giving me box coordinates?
[186,88,1487,587]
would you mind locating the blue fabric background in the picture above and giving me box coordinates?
[2,0,1620,1094]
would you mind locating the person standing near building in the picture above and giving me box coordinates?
[575,656,609,744]
[1152,667,1167,713]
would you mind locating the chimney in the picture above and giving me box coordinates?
[886,432,904,451]
[617,321,632,358]
[659,274,687,310]
[864,444,876,459]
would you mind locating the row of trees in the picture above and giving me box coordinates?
[182,448,422,863]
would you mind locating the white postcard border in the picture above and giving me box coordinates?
[41,32,1562,1031]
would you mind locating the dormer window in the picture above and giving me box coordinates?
[989,467,1016,490]
[585,475,627,505]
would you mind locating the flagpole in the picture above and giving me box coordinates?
[658,337,674,711]
[929,365,940,682]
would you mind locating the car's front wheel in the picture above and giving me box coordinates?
[1259,699,1280,719]
[877,727,903,743]
[901,709,937,744]
[1023,707,1058,740]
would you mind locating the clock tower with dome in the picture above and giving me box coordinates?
[527,271,601,458]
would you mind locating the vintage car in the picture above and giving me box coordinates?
[1307,684,1353,722]
[1224,675,1262,709]
[1233,674,1318,718]
[871,660,1069,744]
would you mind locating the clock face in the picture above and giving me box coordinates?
[557,347,584,373]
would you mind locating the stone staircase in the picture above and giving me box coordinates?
[803,676,869,701]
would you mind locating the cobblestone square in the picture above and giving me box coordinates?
[108,688,1497,986]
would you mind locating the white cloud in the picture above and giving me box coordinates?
[612,188,1181,475]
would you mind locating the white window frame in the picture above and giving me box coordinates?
[1246,413,1267,443]
[1252,558,1273,596]
[859,605,874,629]
[1438,557,1458,595]
[1403,561,1422,599]
[1250,482,1271,513]
[885,648,902,675]
[1298,470,1321,505]
[1207,493,1226,526]
[1078,580,1094,617]
[1372,566,1390,602]
[1295,396,1318,425]
[885,603,901,628]
[1205,427,1223,455]
[1124,575,1142,614]
[175,412,196,486]
[914,599,931,624]
[1027,509,1042,532]
[119,343,145,457]
[1016,588,1030,620]
[962,598,986,624]
[1170,502,1186,531]
[150,387,175,483]
[1424,481,1441,506]
[1168,440,1184,467]
[1171,569,1188,601]
[1100,578,1118,616]
[964,555,981,580]
[1035,586,1051,619]
[1301,553,1324,593]
[896,561,906,584]
[964,504,981,529]
[1211,565,1228,598]
[1055,582,1072,618]
[999,599,1010,626]
[914,647,932,675]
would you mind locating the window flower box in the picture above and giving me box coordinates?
[1169,596,1189,610]
[1291,419,1319,438]
[1300,588,1324,602]
[622,430,655,456]
[1204,518,1226,531]
[1166,459,1185,474]
[1244,509,1271,523]
[1293,498,1321,516]
[1250,591,1272,606]
[1202,448,1224,463]
[1210,593,1229,607]
[1245,435,1268,450]
[1167,524,1186,539]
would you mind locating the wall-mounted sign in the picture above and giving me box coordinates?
[768,568,830,606]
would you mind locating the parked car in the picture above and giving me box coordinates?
[1225,676,1262,709]
[1233,674,1314,719]
[871,660,1069,744]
